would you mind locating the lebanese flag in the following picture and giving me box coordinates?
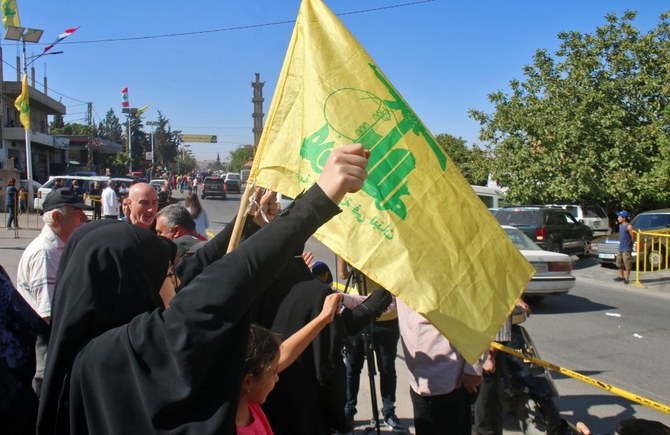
[43,27,79,54]
[122,87,129,108]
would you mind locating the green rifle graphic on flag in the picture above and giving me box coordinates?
[300,64,446,220]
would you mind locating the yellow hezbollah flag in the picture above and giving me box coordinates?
[1,0,20,30]
[251,0,534,363]
[14,73,29,129]
[135,104,150,118]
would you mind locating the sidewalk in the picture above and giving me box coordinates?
[0,215,42,283]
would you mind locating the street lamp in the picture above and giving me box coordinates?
[146,121,159,173]
[4,26,45,211]
[122,107,138,172]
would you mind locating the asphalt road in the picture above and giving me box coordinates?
[199,191,670,433]
[3,191,667,434]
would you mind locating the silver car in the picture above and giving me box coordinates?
[504,225,576,301]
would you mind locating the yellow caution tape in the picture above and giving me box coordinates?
[492,342,670,415]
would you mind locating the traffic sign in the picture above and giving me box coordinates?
[179,134,217,143]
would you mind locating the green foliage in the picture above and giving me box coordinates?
[470,10,670,213]
[49,114,65,132]
[435,133,490,185]
[51,122,93,136]
[97,109,123,144]
[110,152,130,173]
[229,145,255,172]
[151,111,181,168]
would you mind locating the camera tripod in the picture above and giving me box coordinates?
[344,268,382,435]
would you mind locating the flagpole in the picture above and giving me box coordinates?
[122,107,137,173]
[226,181,255,253]
[128,115,132,173]
[20,35,34,211]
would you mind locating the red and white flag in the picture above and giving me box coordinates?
[121,87,129,108]
[43,26,79,54]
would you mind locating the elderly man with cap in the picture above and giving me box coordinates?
[614,210,636,284]
[16,187,92,396]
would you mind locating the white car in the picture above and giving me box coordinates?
[149,179,168,192]
[503,225,576,300]
[35,175,109,211]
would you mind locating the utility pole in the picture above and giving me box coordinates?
[85,102,94,170]
[122,107,137,172]
[251,73,265,154]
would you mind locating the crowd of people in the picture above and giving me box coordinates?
[2,147,668,435]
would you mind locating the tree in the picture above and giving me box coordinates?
[229,145,254,172]
[470,11,670,212]
[50,122,92,136]
[97,109,123,144]
[49,114,65,133]
[151,111,180,168]
[111,152,131,174]
[435,133,490,185]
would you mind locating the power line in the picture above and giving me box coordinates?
[36,1,436,47]
[1,58,91,104]
[1,0,436,120]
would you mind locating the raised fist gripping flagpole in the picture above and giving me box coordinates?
[232,0,534,363]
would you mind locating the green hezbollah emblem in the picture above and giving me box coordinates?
[300,64,446,221]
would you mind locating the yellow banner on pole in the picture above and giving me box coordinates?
[1,0,21,30]
[251,0,534,363]
[179,134,218,143]
[15,73,30,129]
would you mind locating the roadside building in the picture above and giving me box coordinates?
[1,65,66,182]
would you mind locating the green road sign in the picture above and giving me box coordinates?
[179,134,217,143]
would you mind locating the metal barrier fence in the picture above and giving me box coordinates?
[3,196,42,237]
[634,229,670,287]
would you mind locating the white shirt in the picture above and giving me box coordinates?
[396,299,485,396]
[188,207,210,239]
[101,185,119,216]
[16,224,64,318]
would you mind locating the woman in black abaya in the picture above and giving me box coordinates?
[38,221,176,433]
[37,183,344,435]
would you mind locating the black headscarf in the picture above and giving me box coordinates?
[37,183,340,435]
[39,222,175,433]
[253,259,349,435]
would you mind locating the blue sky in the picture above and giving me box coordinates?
[6,1,668,162]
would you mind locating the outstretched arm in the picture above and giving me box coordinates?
[277,292,343,373]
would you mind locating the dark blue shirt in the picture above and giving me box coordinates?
[5,185,17,208]
[619,222,633,252]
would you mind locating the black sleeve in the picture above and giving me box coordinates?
[175,213,261,290]
[71,184,342,434]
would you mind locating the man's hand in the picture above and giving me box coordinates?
[457,372,482,394]
[301,251,316,268]
[251,189,279,227]
[483,351,496,374]
[517,297,531,316]
[317,144,369,205]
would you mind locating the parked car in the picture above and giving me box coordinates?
[504,225,575,300]
[35,175,109,213]
[149,179,168,192]
[594,209,670,268]
[201,177,226,200]
[148,179,171,208]
[548,204,611,237]
[20,179,42,195]
[495,206,593,257]
[223,173,242,194]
